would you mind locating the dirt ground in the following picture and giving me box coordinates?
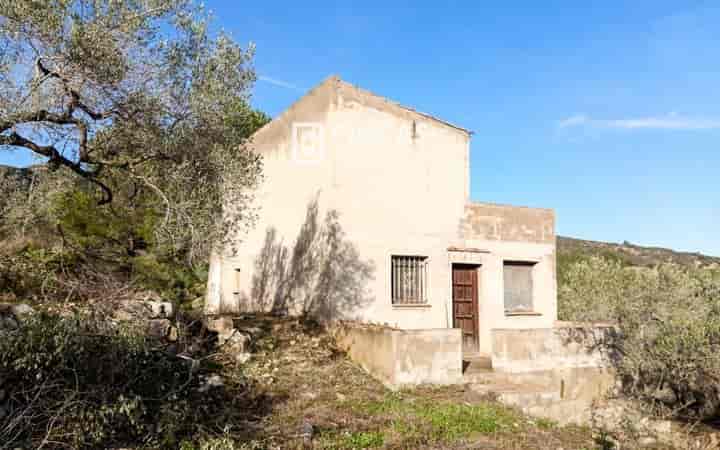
[212,316,607,449]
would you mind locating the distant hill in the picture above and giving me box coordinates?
[558,236,720,267]
[0,164,35,211]
[0,164,34,185]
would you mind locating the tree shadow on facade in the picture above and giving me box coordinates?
[250,198,375,320]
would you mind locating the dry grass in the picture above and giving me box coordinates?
[215,316,603,449]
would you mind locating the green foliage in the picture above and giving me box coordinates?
[1,0,268,267]
[341,430,385,448]
[557,248,631,290]
[0,311,252,449]
[130,252,207,301]
[340,394,516,446]
[1,312,183,447]
[180,435,264,450]
[559,256,720,420]
[54,189,158,253]
[0,243,78,301]
[0,186,208,302]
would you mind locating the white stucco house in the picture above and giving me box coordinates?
[206,75,557,357]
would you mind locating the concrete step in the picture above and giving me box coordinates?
[469,381,561,408]
[463,370,511,385]
[462,355,492,374]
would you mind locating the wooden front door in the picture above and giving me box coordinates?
[452,265,479,353]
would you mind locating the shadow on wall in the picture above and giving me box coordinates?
[249,198,375,321]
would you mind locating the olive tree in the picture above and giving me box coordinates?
[560,256,720,420]
[0,0,267,265]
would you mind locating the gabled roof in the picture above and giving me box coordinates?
[327,75,473,136]
[255,75,473,138]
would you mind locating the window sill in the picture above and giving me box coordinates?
[392,304,431,309]
[505,311,542,317]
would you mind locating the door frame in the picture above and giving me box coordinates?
[451,263,481,354]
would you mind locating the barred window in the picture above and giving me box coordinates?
[503,261,535,313]
[391,255,428,304]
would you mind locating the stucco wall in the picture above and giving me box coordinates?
[206,76,558,357]
[334,324,463,388]
[449,203,557,353]
[459,202,555,244]
[209,76,472,331]
[491,325,615,373]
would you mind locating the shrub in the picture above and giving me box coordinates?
[0,311,221,448]
[0,244,79,301]
[559,256,720,420]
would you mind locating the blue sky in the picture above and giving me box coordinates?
[3,1,719,255]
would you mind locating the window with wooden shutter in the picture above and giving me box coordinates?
[503,261,535,313]
[391,255,428,304]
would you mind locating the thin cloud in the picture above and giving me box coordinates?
[558,115,589,128]
[258,75,304,92]
[558,114,720,130]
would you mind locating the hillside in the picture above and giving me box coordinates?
[558,236,720,267]
[0,164,33,184]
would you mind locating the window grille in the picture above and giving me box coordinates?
[391,255,428,304]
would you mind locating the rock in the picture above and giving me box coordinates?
[638,436,657,446]
[0,303,32,328]
[11,304,34,317]
[138,290,162,302]
[223,330,250,353]
[198,374,224,393]
[0,316,18,330]
[336,392,346,402]
[115,300,173,322]
[651,387,677,405]
[300,420,315,442]
[235,352,251,364]
[0,303,33,330]
[147,301,173,318]
[647,419,672,435]
[206,316,234,334]
[240,326,263,337]
[167,326,178,342]
[147,319,171,339]
[115,301,154,321]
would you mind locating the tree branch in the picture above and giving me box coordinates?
[0,132,112,205]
